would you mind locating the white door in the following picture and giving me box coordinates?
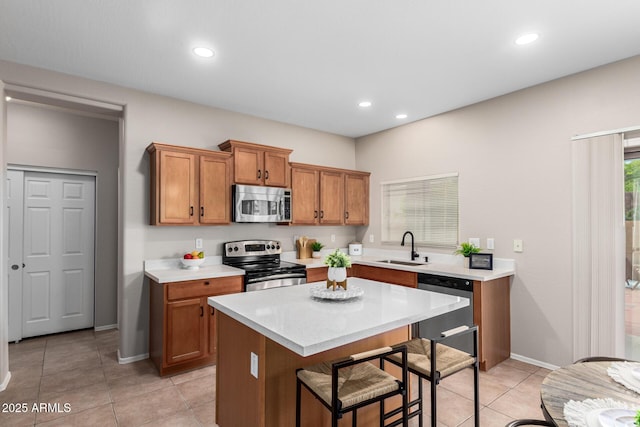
[22,172,95,338]
[6,170,24,342]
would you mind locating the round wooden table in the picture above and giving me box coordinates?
[540,361,640,426]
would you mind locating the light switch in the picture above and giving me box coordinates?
[513,239,523,253]
[195,238,203,249]
[369,234,374,243]
[487,238,495,250]
[331,234,336,242]
[250,352,258,378]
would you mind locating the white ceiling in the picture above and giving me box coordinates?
[2,1,640,138]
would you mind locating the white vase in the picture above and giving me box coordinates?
[312,251,321,259]
[463,257,470,268]
[328,267,347,282]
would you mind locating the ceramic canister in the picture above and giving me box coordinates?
[348,242,363,255]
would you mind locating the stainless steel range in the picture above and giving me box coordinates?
[222,240,307,292]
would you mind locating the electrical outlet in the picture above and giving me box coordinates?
[250,352,258,378]
[486,238,495,250]
[195,238,203,249]
[513,239,523,253]
[331,234,336,243]
[468,237,480,247]
[369,234,374,243]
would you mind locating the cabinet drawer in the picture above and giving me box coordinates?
[167,276,243,300]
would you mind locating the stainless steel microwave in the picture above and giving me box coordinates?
[233,184,292,223]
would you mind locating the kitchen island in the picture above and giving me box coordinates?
[208,277,470,427]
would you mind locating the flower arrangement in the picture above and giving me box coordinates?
[324,249,352,268]
[454,242,481,257]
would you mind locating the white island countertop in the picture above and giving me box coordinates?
[208,278,469,357]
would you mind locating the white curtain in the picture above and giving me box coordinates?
[572,133,625,360]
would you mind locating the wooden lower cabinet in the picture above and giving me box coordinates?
[150,275,243,376]
[473,276,511,371]
[351,264,417,288]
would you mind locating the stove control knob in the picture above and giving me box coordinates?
[233,246,239,252]
[227,247,232,252]
[276,244,280,249]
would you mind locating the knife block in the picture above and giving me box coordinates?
[296,239,316,259]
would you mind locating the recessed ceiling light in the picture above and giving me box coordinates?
[5,96,12,102]
[396,114,407,119]
[193,47,215,58]
[358,101,372,108]
[515,33,539,45]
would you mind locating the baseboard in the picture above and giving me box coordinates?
[0,371,12,392]
[511,352,559,371]
[94,324,118,332]
[117,349,149,365]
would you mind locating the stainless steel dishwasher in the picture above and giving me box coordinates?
[415,272,474,354]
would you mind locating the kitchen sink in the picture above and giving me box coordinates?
[376,259,425,266]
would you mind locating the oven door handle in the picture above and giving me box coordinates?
[246,273,307,284]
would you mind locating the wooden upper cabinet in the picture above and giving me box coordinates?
[344,172,369,225]
[290,162,370,226]
[291,166,320,225]
[147,142,232,226]
[319,170,344,225]
[218,140,291,187]
[199,154,231,224]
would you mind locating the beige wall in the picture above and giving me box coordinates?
[356,55,640,366]
[6,102,119,328]
[0,60,357,360]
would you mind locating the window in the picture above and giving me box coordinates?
[381,173,458,248]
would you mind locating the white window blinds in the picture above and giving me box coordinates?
[381,173,459,248]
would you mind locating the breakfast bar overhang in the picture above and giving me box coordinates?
[208,277,470,426]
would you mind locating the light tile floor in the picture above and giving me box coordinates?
[2,329,551,426]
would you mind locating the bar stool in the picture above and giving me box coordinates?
[296,345,409,427]
[385,325,479,427]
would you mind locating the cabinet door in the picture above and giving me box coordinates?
[344,173,369,225]
[319,170,344,225]
[264,150,289,187]
[233,146,264,185]
[159,150,197,224]
[199,154,231,224]
[166,298,206,365]
[291,167,320,225]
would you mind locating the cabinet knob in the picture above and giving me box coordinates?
[265,170,269,180]
[200,306,204,317]
[319,211,324,219]
[345,211,349,219]
[314,210,318,219]
[210,307,214,316]
[257,169,262,179]
[190,206,194,216]
[200,207,204,217]
[204,281,210,285]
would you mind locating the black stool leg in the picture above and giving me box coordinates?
[473,363,480,427]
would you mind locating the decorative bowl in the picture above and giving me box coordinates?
[180,258,205,270]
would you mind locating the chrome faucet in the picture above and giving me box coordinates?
[401,231,419,261]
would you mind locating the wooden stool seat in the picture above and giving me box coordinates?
[296,345,409,427]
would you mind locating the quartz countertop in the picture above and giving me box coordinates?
[208,277,469,357]
[145,248,515,283]
[293,255,514,281]
[144,257,244,283]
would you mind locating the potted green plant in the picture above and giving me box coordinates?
[324,249,351,284]
[454,242,481,268]
[311,241,324,259]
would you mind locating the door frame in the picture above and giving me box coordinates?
[7,164,98,342]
